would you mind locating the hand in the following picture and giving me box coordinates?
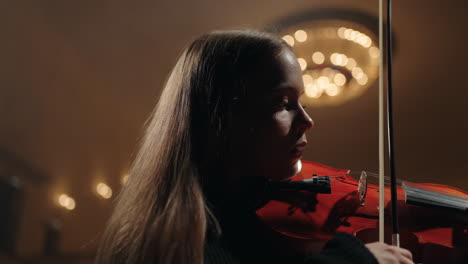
[365,242,414,264]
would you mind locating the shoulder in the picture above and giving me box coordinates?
[204,238,240,264]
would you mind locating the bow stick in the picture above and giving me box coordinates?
[379,0,400,247]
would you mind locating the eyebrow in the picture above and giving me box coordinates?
[270,85,305,96]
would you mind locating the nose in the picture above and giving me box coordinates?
[297,105,314,132]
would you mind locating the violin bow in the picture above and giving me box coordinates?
[379,0,400,246]
[378,0,385,244]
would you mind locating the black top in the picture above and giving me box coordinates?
[204,192,378,264]
[205,232,378,264]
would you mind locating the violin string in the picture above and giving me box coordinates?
[311,172,467,199]
[328,176,394,190]
[324,174,393,189]
[363,172,468,198]
[315,172,404,184]
[363,172,405,184]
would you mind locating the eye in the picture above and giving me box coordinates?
[272,94,303,111]
[278,97,292,109]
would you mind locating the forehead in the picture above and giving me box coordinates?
[247,49,304,97]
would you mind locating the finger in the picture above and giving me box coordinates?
[388,246,414,264]
[392,246,413,260]
[399,255,414,264]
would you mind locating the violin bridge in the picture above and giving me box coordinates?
[358,171,368,206]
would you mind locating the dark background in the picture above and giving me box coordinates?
[0,0,466,263]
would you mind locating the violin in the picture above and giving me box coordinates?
[257,160,468,264]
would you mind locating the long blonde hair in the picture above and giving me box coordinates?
[95,30,289,264]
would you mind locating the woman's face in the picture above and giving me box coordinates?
[230,48,314,182]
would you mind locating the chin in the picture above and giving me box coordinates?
[293,159,302,175]
[269,159,302,181]
[287,159,302,179]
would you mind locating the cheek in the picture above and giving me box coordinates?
[254,111,292,151]
[272,111,293,136]
[251,111,298,180]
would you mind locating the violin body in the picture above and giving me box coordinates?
[257,160,468,263]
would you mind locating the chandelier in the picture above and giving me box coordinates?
[271,10,383,107]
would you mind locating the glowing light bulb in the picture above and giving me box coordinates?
[357,74,368,85]
[341,55,349,66]
[346,58,357,70]
[352,67,364,79]
[121,174,129,185]
[336,54,343,65]
[305,84,321,98]
[349,30,358,40]
[358,35,367,46]
[335,54,348,66]
[317,76,329,89]
[302,74,313,85]
[355,33,364,43]
[312,52,325,64]
[333,73,346,86]
[65,199,76,210]
[326,84,340,96]
[58,194,76,210]
[282,35,295,46]
[59,194,68,206]
[363,36,372,48]
[337,27,346,39]
[294,30,308,42]
[96,183,113,199]
[344,29,353,39]
[297,58,307,71]
[330,53,338,65]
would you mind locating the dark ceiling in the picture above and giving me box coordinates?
[0,0,467,256]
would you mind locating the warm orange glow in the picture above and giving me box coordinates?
[326,84,340,96]
[330,53,347,66]
[294,30,308,42]
[355,33,364,43]
[357,74,368,85]
[297,58,307,71]
[282,35,295,46]
[330,53,338,65]
[333,73,346,86]
[121,173,129,185]
[352,67,364,79]
[346,58,357,70]
[312,52,325,64]
[58,194,76,210]
[344,28,353,39]
[317,76,330,89]
[302,74,313,85]
[337,27,346,39]
[349,30,358,41]
[369,46,380,58]
[305,84,320,98]
[363,36,372,48]
[340,28,373,48]
[96,183,112,199]
[338,54,348,66]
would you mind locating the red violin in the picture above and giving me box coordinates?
[257,160,468,264]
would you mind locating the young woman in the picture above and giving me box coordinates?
[96,30,413,264]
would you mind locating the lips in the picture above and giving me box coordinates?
[294,141,307,150]
[291,149,303,159]
[291,140,307,158]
